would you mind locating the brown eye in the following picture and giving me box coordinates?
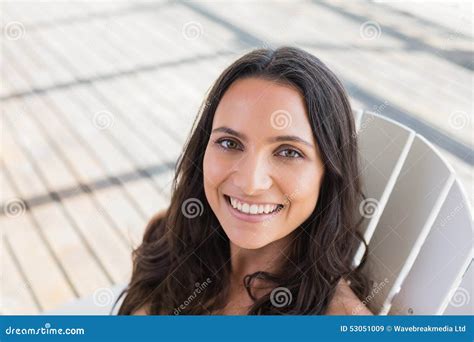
[277,148,303,159]
[216,138,241,151]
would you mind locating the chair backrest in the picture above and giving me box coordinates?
[354,110,473,315]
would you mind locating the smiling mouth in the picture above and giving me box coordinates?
[224,195,284,216]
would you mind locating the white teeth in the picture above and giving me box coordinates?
[228,196,281,215]
[264,204,271,214]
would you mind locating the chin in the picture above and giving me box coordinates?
[225,229,273,250]
[232,239,269,250]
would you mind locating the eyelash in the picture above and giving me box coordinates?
[214,138,304,160]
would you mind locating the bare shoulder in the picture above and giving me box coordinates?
[326,279,373,315]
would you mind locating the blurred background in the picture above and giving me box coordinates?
[0,0,472,314]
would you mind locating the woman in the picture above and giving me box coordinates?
[117,46,373,315]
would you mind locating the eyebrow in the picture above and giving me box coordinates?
[211,126,314,149]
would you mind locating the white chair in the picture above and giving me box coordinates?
[44,110,473,316]
[355,110,473,315]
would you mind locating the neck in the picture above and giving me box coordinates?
[229,235,292,289]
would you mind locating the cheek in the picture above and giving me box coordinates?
[281,164,324,217]
[203,147,227,187]
[203,147,233,209]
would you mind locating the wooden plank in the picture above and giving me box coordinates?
[0,53,14,98]
[4,98,133,283]
[59,192,133,283]
[5,100,77,190]
[21,94,105,181]
[2,121,112,297]
[47,86,167,219]
[91,77,177,213]
[15,30,76,88]
[90,184,148,249]
[161,4,239,52]
[40,94,150,235]
[6,1,86,27]
[0,161,37,315]
[30,201,113,294]
[1,211,75,311]
[35,90,159,248]
[135,70,199,140]
[7,80,163,247]
[78,18,146,70]
[35,26,104,80]
[3,41,57,91]
[82,1,135,18]
[17,91,148,248]
[73,20,132,73]
[77,86,164,168]
[1,109,50,199]
[96,75,184,162]
[117,10,210,64]
[1,56,31,96]
[0,161,19,202]
[1,236,40,315]
[0,168,39,315]
[1,2,31,26]
[47,87,136,176]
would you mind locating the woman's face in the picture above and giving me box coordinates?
[203,77,325,249]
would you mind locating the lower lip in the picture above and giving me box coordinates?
[224,195,284,223]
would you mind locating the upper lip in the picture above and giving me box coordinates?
[224,194,283,206]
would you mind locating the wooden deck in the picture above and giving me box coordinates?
[1,0,472,314]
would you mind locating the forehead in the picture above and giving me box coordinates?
[213,77,314,140]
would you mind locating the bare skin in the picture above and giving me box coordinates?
[133,279,373,315]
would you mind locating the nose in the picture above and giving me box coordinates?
[231,152,273,195]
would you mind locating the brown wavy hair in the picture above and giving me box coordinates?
[116,46,370,315]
